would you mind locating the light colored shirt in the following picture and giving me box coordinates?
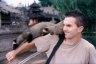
[33,34,96,64]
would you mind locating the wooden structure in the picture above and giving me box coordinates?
[0,2,20,28]
[28,2,60,23]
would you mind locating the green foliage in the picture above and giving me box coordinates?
[39,0,96,29]
[39,0,96,20]
[39,0,52,6]
[50,0,96,32]
[71,0,96,31]
[51,0,96,20]
[39,0,96,46]
[39,0,96,30]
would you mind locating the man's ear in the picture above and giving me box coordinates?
[78,26,84,32]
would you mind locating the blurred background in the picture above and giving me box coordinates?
[0,0,96,64]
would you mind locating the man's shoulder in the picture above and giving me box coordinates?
[33,34,59,42]
[80,38,95,50]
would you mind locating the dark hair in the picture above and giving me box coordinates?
[29,18,41,22]
[25,19,39,26]
[25,19,30,26]
[65,10,87,27]
[29,13,45,22]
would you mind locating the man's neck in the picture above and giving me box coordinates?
[64,35,81,45]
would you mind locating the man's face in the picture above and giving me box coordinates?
[63,17,83,39]
[28,19,38,27]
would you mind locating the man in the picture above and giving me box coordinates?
[6,10,96,64]
[33,10,96,64]
[28,19,39,27]
[6,18,41,62]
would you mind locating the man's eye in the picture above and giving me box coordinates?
[67,25,72,27]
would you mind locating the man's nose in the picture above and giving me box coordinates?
[63,26,68,31]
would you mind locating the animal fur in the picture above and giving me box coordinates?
[15,22,55,45]
[13,21,64,49]
[43,21,63,35]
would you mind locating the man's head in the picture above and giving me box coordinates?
[28,19,39,27]
[63,10,87,39]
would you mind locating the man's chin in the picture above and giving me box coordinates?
[65,36,72,39]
